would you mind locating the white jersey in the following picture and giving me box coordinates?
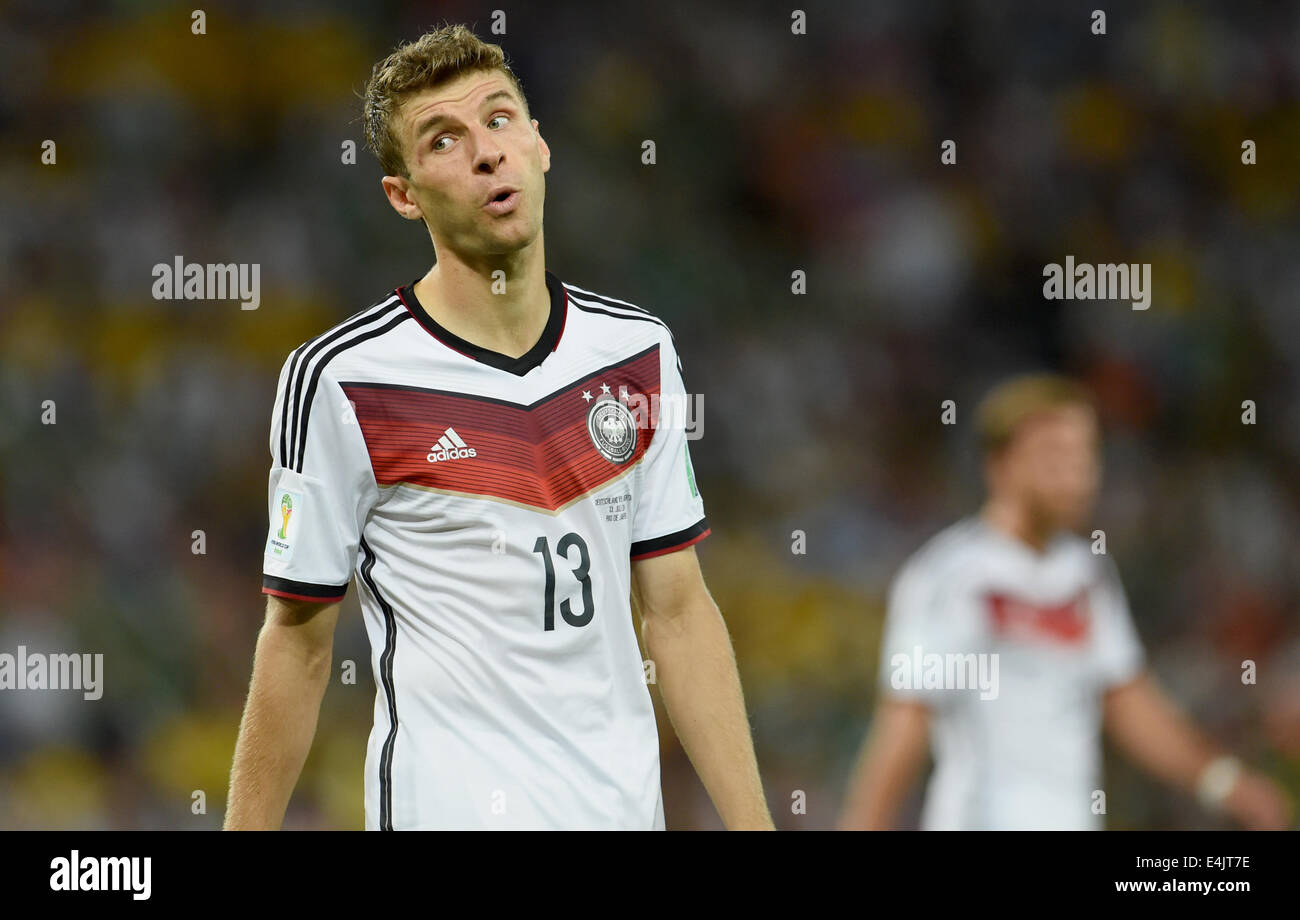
[261,270,709,829]
[878,517,1145,830]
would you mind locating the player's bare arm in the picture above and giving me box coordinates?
[1103,671,1293,830]
[224,595,340,830]
[838,697,930,830]
[632,546,774,830]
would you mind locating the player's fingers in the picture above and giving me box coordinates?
[1242,781,1290,830]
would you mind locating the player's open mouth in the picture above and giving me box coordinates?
[484,190,521,215]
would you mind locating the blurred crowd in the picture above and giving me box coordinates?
[2,0,1298,829]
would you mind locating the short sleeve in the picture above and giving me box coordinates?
[1089,555,1145,689]
[261,350,378,602]
[629,330,710,560]
[877,557,948,704]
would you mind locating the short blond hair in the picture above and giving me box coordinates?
[975,374,1095,456]
[362,24,529,178]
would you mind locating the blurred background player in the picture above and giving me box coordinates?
[838,375,1293,830]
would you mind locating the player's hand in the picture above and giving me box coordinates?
[1224,770,1293,830]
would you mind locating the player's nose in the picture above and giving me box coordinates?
[471,130,505,172]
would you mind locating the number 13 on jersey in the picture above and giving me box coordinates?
[532,533,595,630]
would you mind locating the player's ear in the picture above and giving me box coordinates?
[381,175,423,221]
[533,120,551,173]
[982,451,1004,493]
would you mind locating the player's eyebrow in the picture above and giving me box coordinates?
[415,89,519,139]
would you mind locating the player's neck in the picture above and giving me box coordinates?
[981,498,1054,554]
[413,246,550,360]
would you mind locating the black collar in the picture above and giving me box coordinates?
[397,270,569,376]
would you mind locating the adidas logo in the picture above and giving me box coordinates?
[426,427,478,463]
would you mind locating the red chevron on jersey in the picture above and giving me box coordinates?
[986,589,1091,644]
[339,345,662,511]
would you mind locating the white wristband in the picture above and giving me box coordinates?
[1196,755,1242,809]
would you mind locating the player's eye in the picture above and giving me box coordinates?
[433,135,454,152]
[488,114,509,129]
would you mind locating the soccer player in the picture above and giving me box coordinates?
[224,25,773,830]
[838,375,1292,830]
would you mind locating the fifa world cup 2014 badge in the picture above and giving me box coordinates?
[587,393,637,463]
[266,488,302,562]
[277,492,294,539]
